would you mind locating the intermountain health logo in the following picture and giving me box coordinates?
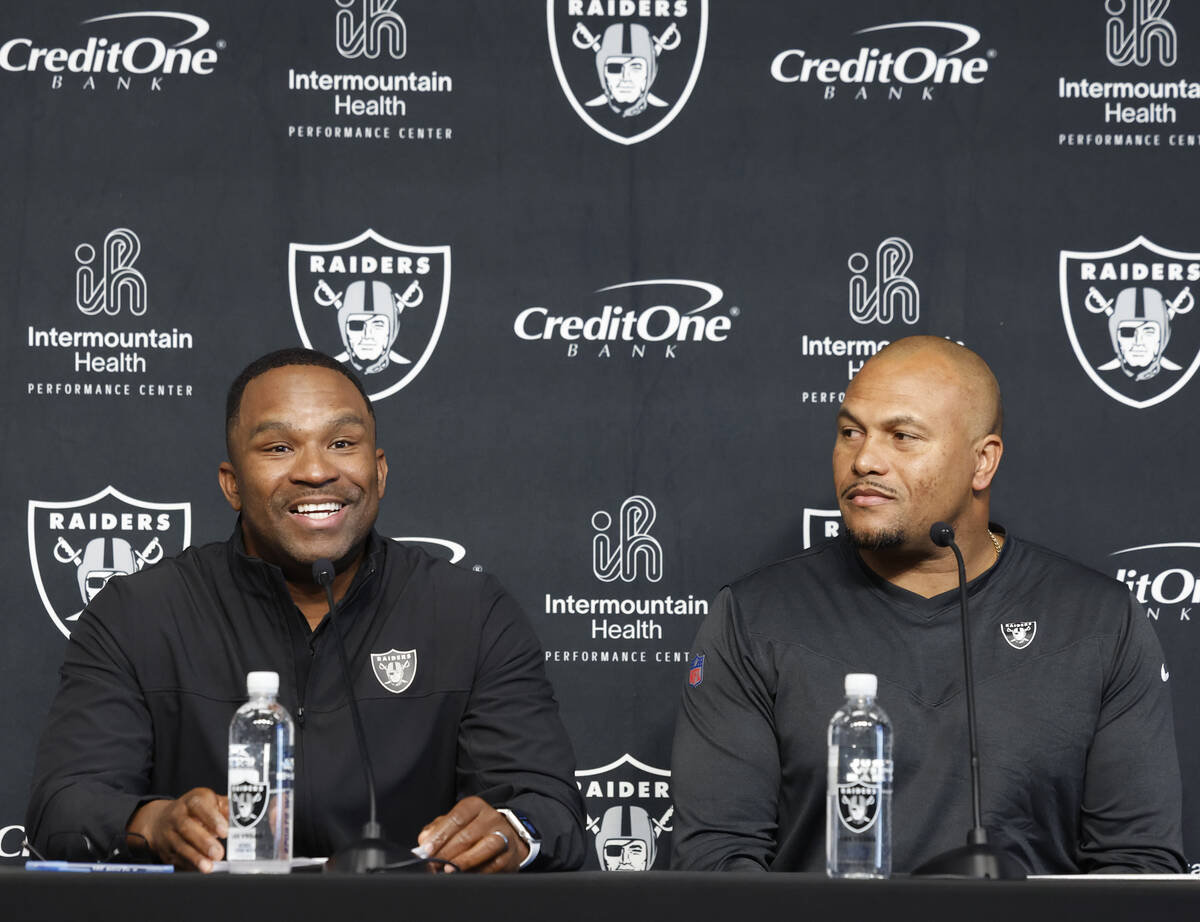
[28,486,191,637]
[25,228,196,399]
[336,0,406,60]
[576,753,672,870]
[593,495,663,582]
[1060,236,1200,408]
[289,229,449,400]
[1106,0,1177,67]
[548,0,707,145]
[849,237,919,325]
[0,10,223,91]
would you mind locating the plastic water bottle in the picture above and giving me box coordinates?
[227,671,294,873]
[826,673,892,878]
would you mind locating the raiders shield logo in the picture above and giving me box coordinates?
[28,486,191,638]
[837,782,879,833]
[1001,621,1036,650]
[576,753,673,871]
[803,508,842,549]
[1060,237,1200,409]
[547,0,708,145]
[229,780,269,829]
[370,648,417,694]
[288,229,450,401]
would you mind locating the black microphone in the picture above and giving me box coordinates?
[312,558,405,873]
[911,523,1024,880]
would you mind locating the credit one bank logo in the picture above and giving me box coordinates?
[771,21,992,99]
[0,11,222,83]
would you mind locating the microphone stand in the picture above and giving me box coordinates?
[312,559,407,873]
[911,525,1024,880]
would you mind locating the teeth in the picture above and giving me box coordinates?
[294,502,343,517]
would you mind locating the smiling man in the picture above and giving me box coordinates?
[670,336,1185,874]
[26,348,584,872]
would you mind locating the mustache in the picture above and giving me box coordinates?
[840,479,899,500]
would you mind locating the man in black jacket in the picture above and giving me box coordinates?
[27,348,585,872]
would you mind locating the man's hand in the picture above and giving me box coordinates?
[417,796,529,873]
[126,787,229,872]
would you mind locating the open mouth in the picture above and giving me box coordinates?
[290,501,345,520]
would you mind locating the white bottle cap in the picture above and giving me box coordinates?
[246,671,279,697]
[844,673,877,698]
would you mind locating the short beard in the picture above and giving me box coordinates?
[845,524,905,552]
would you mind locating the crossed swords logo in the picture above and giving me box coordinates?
[53,535,163,617]
[586,804,674,838]
[1084,284,1193,372]
[313,277,424,366]
[572,21,680,108]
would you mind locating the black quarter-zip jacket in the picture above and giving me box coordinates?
[670,532,1186,874]
[26,530,585,868]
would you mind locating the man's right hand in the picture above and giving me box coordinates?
[126,787,229,872]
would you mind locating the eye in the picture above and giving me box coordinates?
[839,426,862,439]
[331,438,354,449]
[264,443,292,454]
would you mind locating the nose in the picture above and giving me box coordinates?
[290,443,338,487]
[850,433,888,477]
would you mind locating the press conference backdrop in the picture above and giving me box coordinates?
[1,0,1198,871]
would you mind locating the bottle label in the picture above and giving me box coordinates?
[229,780,269,829]
[835,757,892,834]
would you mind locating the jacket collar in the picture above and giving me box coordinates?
[225,520,389,611]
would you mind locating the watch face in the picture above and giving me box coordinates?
[506,810,539,840]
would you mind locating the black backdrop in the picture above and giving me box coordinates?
[2,1,1198,871]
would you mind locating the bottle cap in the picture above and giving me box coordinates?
[844,673,877,698]
[246,671,279,696]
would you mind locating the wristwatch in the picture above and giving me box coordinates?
[496,808,541,869]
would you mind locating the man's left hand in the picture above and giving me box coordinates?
[417,796,529,873]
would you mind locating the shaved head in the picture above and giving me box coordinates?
[860,337,1003,440]
[833,336,1005,565]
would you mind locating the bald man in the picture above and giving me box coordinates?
[671,336,1185,874]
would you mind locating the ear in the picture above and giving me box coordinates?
[218,461,242,511]
[971,434,1003,492]
[376,448,388,499]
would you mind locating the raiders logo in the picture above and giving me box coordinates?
[803,508,842,549]
[547,0,708,145]
[837,782,879,833]
[1001,621,1036,650]
[229,780,269,829]
[288,229,450,402]
[1060,237,1200,409]
[28,486,191,638]
[576,753,673,871]
[370,648,417,694]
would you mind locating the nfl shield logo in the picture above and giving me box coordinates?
[1060,236,1200,409]
[229,781,269,829]
[547,0,708,145]
[837,782,879,833]
[371,648,417,694]
[687,654,704,688]
[28,485,191,638]
[288,229,450,402]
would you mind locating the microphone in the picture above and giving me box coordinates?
[911,524,1024,880]
[312,558,405,873]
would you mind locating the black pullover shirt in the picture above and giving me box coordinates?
[27,529,585,868]
[671,532,1186,873]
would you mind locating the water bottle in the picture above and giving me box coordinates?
[227,671,294,873]
[826,672,893,878]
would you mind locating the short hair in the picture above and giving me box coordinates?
[225,348,374,452]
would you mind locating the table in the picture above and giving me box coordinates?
[5,870,1200,922]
